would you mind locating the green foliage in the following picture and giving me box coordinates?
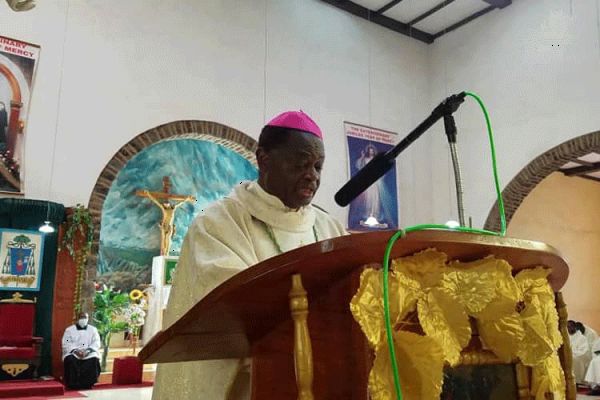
[12,234,31,245]
[93,285,129,337]
[60,204,94,258]
[92,285,130,370]
[63,204,94,323]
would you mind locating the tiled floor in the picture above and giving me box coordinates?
[79,387,153,399]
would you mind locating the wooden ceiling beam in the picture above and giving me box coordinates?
[376,0,405,14]
[321,0,434,44]
[561,162,600,176]
[408,0,456,26]
[482,0,512,9]
[433,5,495,39]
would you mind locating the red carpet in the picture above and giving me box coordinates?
[0,379,65,398]
[0,393,83,400]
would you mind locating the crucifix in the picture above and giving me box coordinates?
[136,176,196,256]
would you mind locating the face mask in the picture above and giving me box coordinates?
[78,318,88,327]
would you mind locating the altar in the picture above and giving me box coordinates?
[142,255,177,344]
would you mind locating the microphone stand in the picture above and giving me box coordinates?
[444,114,466,226]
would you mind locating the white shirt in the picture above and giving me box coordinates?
[585,339,600,384]
[61,324,101,360]
[570,331,592,382]
[584,324,599,349]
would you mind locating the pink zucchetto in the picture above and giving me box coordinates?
[266,110,323,139]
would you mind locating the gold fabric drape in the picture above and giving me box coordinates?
[350,249,565,400]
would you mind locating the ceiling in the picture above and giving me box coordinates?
[321,0,512,44]
[559,152,600,183]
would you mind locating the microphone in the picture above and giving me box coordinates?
[334,152,395,207]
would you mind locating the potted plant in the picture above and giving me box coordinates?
[92,284,130,371]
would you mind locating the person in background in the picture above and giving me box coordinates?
[585,339,600,387]
[579,322,599,350]
[569,320,592,383]
[62,312,101,390]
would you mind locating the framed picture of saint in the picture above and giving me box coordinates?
[0,35,41,194]
[344,122,399,231]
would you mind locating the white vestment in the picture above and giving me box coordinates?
[584,324,599,349]
[585,339,600,385]
[570,330,592,383]
[61,324,101,360]
[152,181,347,400]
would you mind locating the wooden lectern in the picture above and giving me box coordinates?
[139,231,571,399]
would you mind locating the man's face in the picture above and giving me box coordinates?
[257,132,325,209]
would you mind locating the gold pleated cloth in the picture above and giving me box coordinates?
[350,249,565,400]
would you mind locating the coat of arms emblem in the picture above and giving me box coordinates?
[0,233,40,289]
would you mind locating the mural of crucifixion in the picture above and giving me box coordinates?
[136,176,196,256]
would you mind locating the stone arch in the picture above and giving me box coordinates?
[0,63,23,189]
[484,131,600,232]
[82,120,258,310]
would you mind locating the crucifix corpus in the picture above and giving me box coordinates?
[136,176,196,256]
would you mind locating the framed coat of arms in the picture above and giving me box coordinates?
[0,229,44,291]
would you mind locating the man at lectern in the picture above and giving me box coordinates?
[152,110,347,400]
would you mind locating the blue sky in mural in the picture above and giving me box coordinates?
[98,139,257,289]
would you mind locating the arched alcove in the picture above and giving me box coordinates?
[82,120,258,311]
[484,131,600,231]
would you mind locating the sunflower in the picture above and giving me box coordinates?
[129,289,144,302]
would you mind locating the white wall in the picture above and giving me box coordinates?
[429,0,600,228]
[0,0,432,226]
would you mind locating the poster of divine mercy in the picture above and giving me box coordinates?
[345,122,399,231]
[0,35,40,193]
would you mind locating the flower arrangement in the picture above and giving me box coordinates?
[125,290,147,353]
[0,149,19,180]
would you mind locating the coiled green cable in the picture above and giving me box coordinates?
[382,92,506,400]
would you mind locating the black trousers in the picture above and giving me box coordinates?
[63,355,101,390]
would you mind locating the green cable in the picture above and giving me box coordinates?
[382,230,405,400]
[381,92,506,400]
[465,91,507,236]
